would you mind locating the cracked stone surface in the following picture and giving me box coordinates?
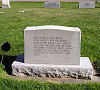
[12,57,93,79]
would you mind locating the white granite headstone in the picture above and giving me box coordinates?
[45,1,60,8]
[79,0,95,8]
[24,25,81,65]
[2,0,10,8]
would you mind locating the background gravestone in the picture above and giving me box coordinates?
[96,0,100,3]
[24,25,80,65]
[45,1,60,8]
[2,0,10,8]
[79,0,95,8]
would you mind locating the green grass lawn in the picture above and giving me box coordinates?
[0,2,100,65]
[0,63,100,90]
[0,77,100,90]
[0,1,100,89]
[0,2,100,57]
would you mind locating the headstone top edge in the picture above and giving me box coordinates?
[24,25,81,32]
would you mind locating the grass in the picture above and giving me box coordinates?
[0,2,100,67]
[0,2,99,56]
[0,77,100,90]
[0,1,100,89]
[0,64,7,78]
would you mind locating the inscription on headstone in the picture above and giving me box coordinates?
[45,1,60,8]
[32,36,72,56]
[24,25,81,65]
[79,0,95,8]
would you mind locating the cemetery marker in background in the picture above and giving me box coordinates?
[2,0,10,8]
[79,0,95,8]
[45,0,60,8]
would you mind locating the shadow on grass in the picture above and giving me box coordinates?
[0,55,17,75]
[95,7,100,8]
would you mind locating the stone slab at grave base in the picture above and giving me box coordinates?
[12,57,93,79]
[2,5,10,8]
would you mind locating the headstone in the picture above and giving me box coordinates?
[45,1,60,8]
[79,0,95,8]
[2,0,10,8]
[24,25,80,65]
[12,25,93,79]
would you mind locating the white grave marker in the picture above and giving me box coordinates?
[24,25,81,65]
[12,25,93,79]
[2,0,10,8]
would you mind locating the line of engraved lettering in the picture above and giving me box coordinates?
[32,36,72,55]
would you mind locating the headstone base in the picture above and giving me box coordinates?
[2,5,10,8]
[12,57,93,79]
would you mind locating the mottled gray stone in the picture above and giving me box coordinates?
[45,1,60,8]
[12,57,93,79]
[12,25,94,79]
[2,0,10,8]
[79,0,95,8]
